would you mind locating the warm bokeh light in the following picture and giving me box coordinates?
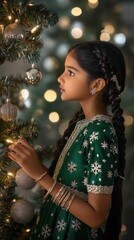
[20,89,29,100]
[71,27,83,39]
[100,32,111,41]
[58,16,70,29]
[26,229,31,233]
[88,0,99,9]
[71,7,82,16]
[49,112,60,123]
[44,89,57,102]
[88,0,98,3]
[124,115,134,126]
[104,24,115,34]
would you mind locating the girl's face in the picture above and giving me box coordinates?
[58,52,92,102]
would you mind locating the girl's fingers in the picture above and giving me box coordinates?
[8,151,20,162]
[8,143,31,158]
[18,138,33,150]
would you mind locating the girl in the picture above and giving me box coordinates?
[8,41,126,240]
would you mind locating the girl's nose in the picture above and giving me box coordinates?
[58,74,64,85]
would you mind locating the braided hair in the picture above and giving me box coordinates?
[49,41,126,240]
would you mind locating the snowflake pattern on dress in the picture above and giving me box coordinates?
[41,224,51,239]
[71,219,81,232]
[91,228,98,239]
[82,140,88,148]
[91,161,102,175]
[83,128,88,136]
[89,131,99,144]
[110,144,118,154]
[67,161,77,173]
[71,180,78,189]
[101,141,108,149]
[56,219,66,232]
[108,170,113,178]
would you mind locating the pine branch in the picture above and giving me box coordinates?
[0,34,42,63]
[0,1,59,28]
[0,118,39,144]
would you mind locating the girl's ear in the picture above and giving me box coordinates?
[90,78,106,93]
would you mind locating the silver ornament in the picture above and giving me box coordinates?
[10,199,35,224]
[15,168,36,190]
[3,19,26,43]
[25,64,42,85]
[0,99,17,121]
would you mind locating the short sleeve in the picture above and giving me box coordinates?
[85,120,118,194]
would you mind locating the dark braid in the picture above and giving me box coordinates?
[93,46,126,239]
[104,85,126,240]
[48,108,84,176]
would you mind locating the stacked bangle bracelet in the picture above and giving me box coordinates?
[35,171,47,183]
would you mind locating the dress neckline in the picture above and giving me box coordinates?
[77,114,112,125]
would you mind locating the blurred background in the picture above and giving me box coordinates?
[0,0,134,239]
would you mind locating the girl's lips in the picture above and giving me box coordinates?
[60,87,65,92]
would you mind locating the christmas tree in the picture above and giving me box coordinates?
[0,0,58,239]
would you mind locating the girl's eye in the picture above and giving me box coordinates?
[68,70,75,76]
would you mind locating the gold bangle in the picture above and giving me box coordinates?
[35,171,47,183]
[43,181,57,202]
[66,194,75,211]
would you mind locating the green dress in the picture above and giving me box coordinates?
[31,115,118,240]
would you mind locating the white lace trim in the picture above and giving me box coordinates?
[53,121,90,180]
[53,115,112,181]
[77,114,112,125]
[87,184,113,194]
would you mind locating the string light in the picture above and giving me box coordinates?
[8,15,12,20]
[0,24,4,33]
[6,218,10,223]
[71,7,82,16]
[7,172,14,177]
[26,229,31,233]
[44,90,57,102]
[49,112,60,123]
[6,139,18,144]
[31,25,40,33]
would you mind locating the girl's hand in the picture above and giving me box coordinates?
[8,138,46,180]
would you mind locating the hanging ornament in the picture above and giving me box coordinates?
[15,168,36,190]
[10,199,35,224]
[25,64,42,85]
[3,19,26,43]
[0,98,17,121]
